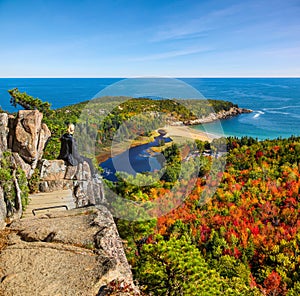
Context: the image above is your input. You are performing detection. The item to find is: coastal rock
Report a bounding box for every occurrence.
[10,110,51,164]
[92,181,105,205]
[0,113,9,158]
[39,180,73,192]
[40,160,92,182]
[37,123,51,159]
[73,180,94,207]
[184,107,252,125]
[0,206,138,295]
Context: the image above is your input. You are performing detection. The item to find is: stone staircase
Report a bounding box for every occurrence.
[22,189,76,218]
[21,159,105,219]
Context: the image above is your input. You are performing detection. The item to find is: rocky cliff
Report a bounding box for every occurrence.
[0,110,51,222]
[0,110,105,224]
[0,110,139,295]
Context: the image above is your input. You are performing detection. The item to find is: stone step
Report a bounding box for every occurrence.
[22,189,76,218]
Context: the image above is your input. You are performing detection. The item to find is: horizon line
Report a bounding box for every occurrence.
[0,76,300,79]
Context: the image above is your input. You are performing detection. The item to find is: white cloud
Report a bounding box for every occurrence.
[151,5,242,42]
[130,47,212,62]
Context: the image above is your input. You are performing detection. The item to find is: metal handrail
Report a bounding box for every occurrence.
[32,205,68,216]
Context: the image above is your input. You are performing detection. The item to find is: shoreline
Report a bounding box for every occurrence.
[96,107,250,164]
[184,107,252,125]
[160,125,218,143]
[154,107,251,144]
[96,133,160,164]
[96,125,219,164]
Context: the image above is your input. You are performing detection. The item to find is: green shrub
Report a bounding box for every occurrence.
[0,151,29,213]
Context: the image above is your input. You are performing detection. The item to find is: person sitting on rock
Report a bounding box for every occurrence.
[58,123,98,177]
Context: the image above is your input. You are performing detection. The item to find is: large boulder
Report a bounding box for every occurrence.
[39,160,92,182]
[39,159,66,181]
[10,110,51,164]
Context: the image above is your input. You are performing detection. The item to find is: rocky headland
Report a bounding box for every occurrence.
[184,106,252,125]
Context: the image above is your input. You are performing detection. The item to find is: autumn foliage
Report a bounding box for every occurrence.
[121,136,300,295]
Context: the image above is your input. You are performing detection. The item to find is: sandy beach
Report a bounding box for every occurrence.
[161,125,219,143]
[96,125,219,163]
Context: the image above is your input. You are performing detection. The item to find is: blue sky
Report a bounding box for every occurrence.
[0,0,299,77]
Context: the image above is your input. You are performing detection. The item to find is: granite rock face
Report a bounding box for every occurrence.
[38,159,105,207]
[0,110,105,227]
[11,152,32,179]
[0,111,52,226]
[39,159,66,181]
[0,207,139,296]
[10,110,51,165]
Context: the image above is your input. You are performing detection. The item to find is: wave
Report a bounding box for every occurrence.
[258,83,290,89]
[286,114,300,120]
[253,111,265,118]
[266,110,290,115]
[263,105,300,111]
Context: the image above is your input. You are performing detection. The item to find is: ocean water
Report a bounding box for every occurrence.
[181,78,300,140]
[1,78,300,140]
[0,78,121,111]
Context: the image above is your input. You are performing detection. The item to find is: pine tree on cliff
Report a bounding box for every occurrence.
[9,88,53,116]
